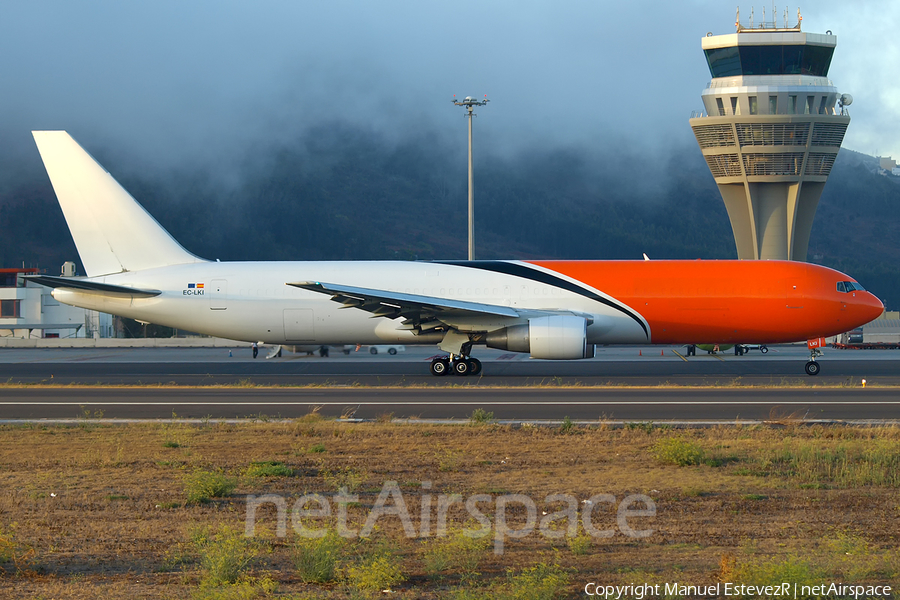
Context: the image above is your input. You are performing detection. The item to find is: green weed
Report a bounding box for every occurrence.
[184,469,237,504]
[566,532,592,556]
[191,525,261,587]
[421,530,491,580]
[345,554,406,596]
[245,461,293,478]
[469,408,494,424]
[307,442,327,453]
[320,465,365,493]
[651,436,705,466]
[293,529,347,583]
[500,559,570,600]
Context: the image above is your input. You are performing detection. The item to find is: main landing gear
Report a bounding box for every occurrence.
[430,355,482,377]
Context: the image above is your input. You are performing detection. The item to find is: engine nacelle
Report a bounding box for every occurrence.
[485,315,594,359]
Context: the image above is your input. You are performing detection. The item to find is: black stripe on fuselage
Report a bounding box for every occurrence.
[435,261,649,339]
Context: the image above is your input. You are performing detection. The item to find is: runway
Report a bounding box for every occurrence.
[2,386,900,421]
[1,345,898,421]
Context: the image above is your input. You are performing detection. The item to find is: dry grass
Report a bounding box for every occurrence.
[0,421,899,598]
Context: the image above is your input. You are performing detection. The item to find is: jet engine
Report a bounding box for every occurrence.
[485,315,594,359]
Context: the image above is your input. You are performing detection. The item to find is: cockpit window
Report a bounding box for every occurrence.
[837,281,866,293]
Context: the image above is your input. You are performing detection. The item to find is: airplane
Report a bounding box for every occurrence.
[26,131,883,377]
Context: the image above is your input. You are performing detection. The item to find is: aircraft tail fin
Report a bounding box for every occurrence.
[32,131,204,277]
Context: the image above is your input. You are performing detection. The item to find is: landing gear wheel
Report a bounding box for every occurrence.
[431,358,450,376]
[805,361,820,376]
[388,347,397,355]
[468,358,482,376]
[370,347,378,355]
[453,359,470,376]
[761,346,769,354]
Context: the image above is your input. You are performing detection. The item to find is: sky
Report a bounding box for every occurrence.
[1,1,897,182]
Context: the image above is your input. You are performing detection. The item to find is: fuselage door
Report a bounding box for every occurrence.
[284,308,315,342]
[210,279,227,310]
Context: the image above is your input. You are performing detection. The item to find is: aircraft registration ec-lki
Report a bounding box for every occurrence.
[27,131,883,377]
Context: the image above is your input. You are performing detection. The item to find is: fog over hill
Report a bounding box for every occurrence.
[2,125,899,308]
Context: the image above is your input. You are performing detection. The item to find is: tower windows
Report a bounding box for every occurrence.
[789,95,797,114]
[731,97,739,115]
[749,96,758,115]
[805,96,815,114]
[769,96,778,114]
[716,97,725,116]
[704,45,834,78]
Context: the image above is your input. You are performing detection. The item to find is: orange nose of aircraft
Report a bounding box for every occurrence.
[853,290,885,326]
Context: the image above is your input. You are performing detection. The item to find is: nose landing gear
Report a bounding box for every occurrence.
[805,347,823,376]
[804,338,827,376]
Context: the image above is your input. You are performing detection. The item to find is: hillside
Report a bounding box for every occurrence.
[2,125,898,307]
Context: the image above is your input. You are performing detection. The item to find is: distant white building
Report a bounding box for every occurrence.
[877,157,900,177]
[0,266,113,339]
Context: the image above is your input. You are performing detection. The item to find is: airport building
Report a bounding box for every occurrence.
[0,264,113,339]
[690,10,850,261]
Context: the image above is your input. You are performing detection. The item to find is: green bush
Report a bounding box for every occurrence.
[478,559,570,600]
[184,469,237,504]
[448,559,569,600]
[346,554,406,595]
[766,439,900,487]
[293,530,347,583]
[191,579,274,600]
[469,408,494,424]
[0,523,31,569]
[567,532,592,556]
[421,531,491,579]
[320,466,364,493]
[245,461,293,478]
[651,436,705,466]
[730,554,827,596]
[192,525,260,587]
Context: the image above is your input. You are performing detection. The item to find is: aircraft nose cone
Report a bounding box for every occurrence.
[857,292,884,324]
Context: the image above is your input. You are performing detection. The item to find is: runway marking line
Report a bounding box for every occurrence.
[671,350,688,362]
[4,401,900,406]
[4,382,900,390]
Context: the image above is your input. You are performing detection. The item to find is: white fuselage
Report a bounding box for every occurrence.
[51,261,648,346]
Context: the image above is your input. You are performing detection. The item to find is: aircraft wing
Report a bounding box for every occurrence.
[25,275,161,298]
[288,281,521,332]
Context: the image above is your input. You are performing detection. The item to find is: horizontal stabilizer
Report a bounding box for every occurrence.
[25,275,161,298]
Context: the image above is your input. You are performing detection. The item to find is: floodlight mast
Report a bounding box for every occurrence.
[452,95,489,260]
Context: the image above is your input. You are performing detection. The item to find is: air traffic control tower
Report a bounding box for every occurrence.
[690,10,851,261]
